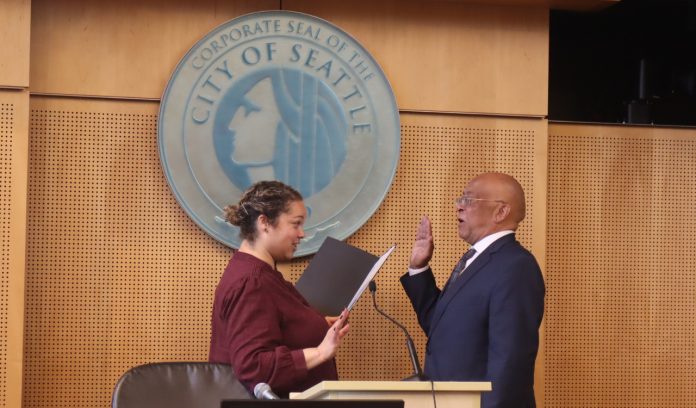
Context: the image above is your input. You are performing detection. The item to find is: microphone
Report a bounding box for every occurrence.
[253,382,280,400]
[369,280,426,381]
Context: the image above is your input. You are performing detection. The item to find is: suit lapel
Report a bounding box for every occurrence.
[428,234,516,338]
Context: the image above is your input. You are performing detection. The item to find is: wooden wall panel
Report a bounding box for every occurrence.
[25,97,546,406]
[0,0,30,87]
[24,1,552,406]
[29,0,549,115]
[25,96,232,407]
[1,5,30,407]
[286,113,548,387]
[484,0,617,9]
[546,123,696,407]
[285,0,549,116]
[0,89,29,408]
[29,0,279,99]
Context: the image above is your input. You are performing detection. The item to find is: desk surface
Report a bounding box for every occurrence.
[290,380,492,400]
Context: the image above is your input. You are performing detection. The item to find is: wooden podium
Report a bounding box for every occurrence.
[290,381,492,408]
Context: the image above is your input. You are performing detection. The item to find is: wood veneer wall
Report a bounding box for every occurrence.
[14,0,550,406]
[0,0,31,407]
[546,123,696,407]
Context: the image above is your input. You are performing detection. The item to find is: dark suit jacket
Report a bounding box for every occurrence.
[401,234,545,408]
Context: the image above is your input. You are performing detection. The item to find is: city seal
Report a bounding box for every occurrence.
[158,11,400,256]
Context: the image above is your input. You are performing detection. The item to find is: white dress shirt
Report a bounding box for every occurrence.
[408,230,515,276]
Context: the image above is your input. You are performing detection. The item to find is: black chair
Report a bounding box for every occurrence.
[111,362,251,408]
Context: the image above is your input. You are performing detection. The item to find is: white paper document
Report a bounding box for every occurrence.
[346,244,397,311]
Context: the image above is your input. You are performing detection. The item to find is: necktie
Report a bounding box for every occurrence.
[448,248,477,285]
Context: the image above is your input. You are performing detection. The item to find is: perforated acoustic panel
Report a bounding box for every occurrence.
[25,97,233,408]
[288,113,546,381]
[547,123,696,407]
[25,98,545,407]
[0,102,13,408]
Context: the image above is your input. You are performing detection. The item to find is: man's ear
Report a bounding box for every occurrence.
[494,203,511,223]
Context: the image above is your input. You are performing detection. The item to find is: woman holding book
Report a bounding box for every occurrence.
[208,180,350,397]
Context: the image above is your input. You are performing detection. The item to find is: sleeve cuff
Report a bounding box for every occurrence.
[408,265,430,276]
[290,348,309,377]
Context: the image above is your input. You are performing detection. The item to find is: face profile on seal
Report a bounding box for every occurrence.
[227,76,281,182]
[213,67,348,199]
[160,11,400,255]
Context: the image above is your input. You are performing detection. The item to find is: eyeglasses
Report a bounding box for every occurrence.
[454,196,506,208]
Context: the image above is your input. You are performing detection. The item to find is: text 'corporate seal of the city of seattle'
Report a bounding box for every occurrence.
[158,11,400,256]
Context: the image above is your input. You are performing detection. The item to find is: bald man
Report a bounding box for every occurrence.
[401,173,545,408]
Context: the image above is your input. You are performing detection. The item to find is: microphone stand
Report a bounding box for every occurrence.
[369,281,427,381]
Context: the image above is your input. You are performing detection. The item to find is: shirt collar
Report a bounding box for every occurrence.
[471,230,515,255]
